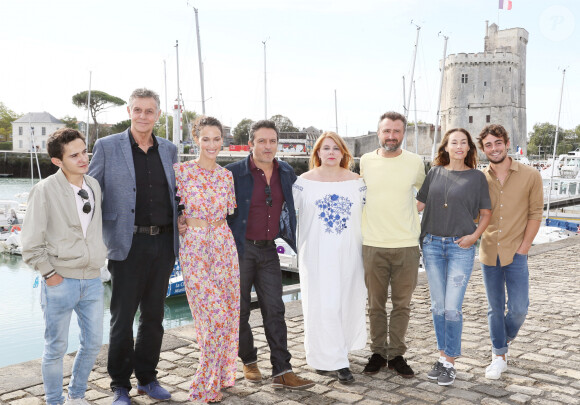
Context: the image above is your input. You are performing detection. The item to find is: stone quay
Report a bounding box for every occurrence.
[1,236,579,404]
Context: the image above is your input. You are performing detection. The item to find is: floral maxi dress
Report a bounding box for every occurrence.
[174,161,240,403]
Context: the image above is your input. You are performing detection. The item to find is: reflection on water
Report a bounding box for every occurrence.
[0,178,300,368]
[0,253,299,368]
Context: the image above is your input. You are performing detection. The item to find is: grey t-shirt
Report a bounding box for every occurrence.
[417,165,491,242]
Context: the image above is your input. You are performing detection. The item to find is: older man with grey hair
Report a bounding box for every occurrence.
[89,88,179,405]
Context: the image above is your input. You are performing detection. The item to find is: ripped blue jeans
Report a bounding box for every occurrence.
[422,233,476,358]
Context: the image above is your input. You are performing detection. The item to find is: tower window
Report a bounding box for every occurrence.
[484,81,487,86]
[486,115,491,123]
[469,116,473,124]
[461,74,468,84]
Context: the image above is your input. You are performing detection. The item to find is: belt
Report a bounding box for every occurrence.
[246,238,276,247]
[134,225,173,235]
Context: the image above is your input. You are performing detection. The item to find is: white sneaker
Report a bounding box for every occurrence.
[64,397,90,405]
[485,356,507,379]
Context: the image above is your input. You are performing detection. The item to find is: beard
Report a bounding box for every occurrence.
[487,151,508,164]
[380,139,402,152]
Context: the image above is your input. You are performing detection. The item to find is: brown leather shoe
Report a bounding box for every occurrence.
[272,372,315,390]
[243,363,262,383]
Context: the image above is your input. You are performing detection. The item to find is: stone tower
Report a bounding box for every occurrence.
[440,22,528,154]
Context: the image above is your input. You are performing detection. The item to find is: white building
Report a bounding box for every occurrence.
[440,23,528,154]
[12,112,64,153]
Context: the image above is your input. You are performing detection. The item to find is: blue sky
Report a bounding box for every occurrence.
[1,0,578,138]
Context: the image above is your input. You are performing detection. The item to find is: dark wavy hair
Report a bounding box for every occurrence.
[477,124,510,150]
[434,128,477,169]
[192,116,223,140]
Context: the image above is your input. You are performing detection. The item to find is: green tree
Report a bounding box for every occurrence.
[527,122,577,157]
[111,119,131,134]
[233,118,253,145]
[270,114,299,132]
[0,102,21,142]
[72,90,125,140]
[60,115,78,129]
[153,110,198,141]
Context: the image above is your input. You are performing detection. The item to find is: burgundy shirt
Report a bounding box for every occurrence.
[245,156,284,241]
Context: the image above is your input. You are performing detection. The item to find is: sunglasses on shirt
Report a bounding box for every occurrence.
[77,189,92,214]
[265,185,272,207]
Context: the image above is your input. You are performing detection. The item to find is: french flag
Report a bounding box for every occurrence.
[499,0,512,10]
[517,146,523,155]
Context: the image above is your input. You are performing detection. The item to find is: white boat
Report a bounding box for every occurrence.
[540,149,580,180]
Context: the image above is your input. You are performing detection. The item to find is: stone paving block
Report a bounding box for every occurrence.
[23,385,44,397]
[519,352,547,363]
[324,390,364,404]
[554,367,580,380]
[159,374,188,385]
[157,360,177,370]
[174,347,195,355]
[416,381,446,393]
[357,399,384,405]
[530,372,569,384]
[168,390,190,402]
[224,384,260,397]
[505,384,543,396]
[470,384,510,398]
[441,398,478,405]
[246,391,284,404]
[365,388,406,403]
[396,386,445,402]
[546,392,580,404]
[509,393,532,404]
[504,373,537,386]
[539,382,579,396]
[480,399,510,405]
[445,387,483,402]
[277,400,304,405]
[91,377,111,390]
[539,348,569,358]
[1,391,28,402]
[84,389,108,401]
[553,329,580,338]
[160,351,184,362]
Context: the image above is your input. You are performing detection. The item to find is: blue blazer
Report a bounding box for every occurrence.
[89,129,179,261]
[226,155,297,259]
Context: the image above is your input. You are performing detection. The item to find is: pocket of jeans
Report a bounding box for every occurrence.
[422,235,432,246]
[457,244,475,250]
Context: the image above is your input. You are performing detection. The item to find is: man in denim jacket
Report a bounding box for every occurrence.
[226,120,313,390]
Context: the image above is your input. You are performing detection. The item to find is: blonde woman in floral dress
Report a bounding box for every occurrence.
[174,116,239,403]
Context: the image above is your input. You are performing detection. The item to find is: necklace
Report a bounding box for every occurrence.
[443,169,455,208]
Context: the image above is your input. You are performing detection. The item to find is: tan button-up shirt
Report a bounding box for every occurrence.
[479,159,543,266]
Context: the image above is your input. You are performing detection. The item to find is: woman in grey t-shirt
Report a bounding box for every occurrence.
[416,128,491,386]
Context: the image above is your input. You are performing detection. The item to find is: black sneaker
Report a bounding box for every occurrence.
[438,364,456,386]
[427,359,444,380]
[387,356,414,378]
[337,368,354,384]
[363,353,387,375]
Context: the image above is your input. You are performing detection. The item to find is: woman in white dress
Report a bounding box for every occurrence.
[292,131,367,384]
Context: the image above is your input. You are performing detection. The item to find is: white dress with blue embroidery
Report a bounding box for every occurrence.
[292,177,367,370]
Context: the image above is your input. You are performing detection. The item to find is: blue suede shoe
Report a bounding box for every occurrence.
[137,380,171,401]
[112,388,131,405]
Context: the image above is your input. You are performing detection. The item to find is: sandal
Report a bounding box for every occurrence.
[208,392,223,403]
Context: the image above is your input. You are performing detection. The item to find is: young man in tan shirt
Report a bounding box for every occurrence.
[477,124,543,380]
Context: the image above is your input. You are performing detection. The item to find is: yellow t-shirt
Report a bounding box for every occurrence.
[360,149,426,248]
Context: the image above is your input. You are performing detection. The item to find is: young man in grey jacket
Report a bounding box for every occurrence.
[21,128,107,405]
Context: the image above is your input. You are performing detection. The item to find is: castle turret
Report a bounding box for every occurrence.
[440,24,528,154]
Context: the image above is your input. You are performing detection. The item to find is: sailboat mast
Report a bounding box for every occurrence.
[263,40,268,119]
[194,8,206,115]
[545,68,566,221]
[431,34,449,161]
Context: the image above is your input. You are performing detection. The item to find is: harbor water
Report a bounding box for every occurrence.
[0,178,300,368]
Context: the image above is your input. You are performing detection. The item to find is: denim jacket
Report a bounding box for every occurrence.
[226,155,297,259]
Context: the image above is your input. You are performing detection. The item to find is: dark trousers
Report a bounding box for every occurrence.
[238,240,292,376]
[107,232,175,390]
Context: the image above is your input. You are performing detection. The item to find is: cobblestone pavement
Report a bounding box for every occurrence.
[1,236,579,405]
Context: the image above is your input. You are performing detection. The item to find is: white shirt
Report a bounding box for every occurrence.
[69,180,95,238]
